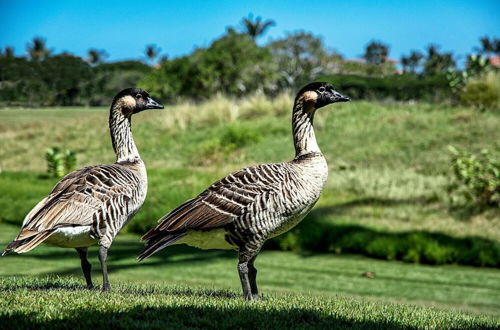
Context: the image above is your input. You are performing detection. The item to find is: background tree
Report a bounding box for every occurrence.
[140,30,274,100]
[27,37,51,61]
[1,46,15,58]
[241,14,275,40]
[268,31,328,90]
[401,50,424,73]
[145,44,161,66]
[474,36,500,56]
[87,48,108,66]
[363,41,389,65]
[424,44,456,75]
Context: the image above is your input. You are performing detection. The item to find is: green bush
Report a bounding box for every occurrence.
[46,147,77,178]
[459,71,500,110]
[448,146,500,208]
[318,73,452,101]
[139,30,275,102]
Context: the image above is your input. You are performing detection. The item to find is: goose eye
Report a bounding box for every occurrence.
[136,94,142,99]
[318,87,325,93]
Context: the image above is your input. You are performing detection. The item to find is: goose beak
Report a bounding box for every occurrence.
[146,97,164,110]
[330,90,350,103]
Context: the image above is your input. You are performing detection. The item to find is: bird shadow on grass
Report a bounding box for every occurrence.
[14,243,236,279]
[267,198,500,268]
[0,304,424,330]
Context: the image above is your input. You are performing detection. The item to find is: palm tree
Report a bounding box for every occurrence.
[1,46,15,58]
[241,14,275,40]
[423,44,455,75]
[87,48,108,65]
[27,37,51,61]
[401,50,424,73]
[408,51,424,73]
[145,44,160,65]
[363,41,389,65]
[400,55,411,72]
[474,36,500,56]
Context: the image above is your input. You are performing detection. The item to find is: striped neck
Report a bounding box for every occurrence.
[292,98,320,158]
[109,105,140,163]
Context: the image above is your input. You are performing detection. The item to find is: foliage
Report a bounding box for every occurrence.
[448,146,500,208]
[240,13,275,39]
[459,70,500,110]
[474,35,500,55]
[267,31,342,90]
[87,48,108,66]
[363,40,390,65]
[0,46,15,58]
[140,30,275,101]
[423,44,456,75]
[26,36,51,61]
[460,81,498,110]
[400,50,424,73]
[319,73,452,101]
[447,54,492,96]
[46,147,77,178]
[144,44,161,65]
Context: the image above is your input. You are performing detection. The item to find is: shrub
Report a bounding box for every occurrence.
[448,146,500,208]
[46,147,77,178]
[459,71,500,110]
[318,73,452,102]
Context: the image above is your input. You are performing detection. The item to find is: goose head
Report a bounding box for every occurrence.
[112,88,164,115]
[295,82,350,112]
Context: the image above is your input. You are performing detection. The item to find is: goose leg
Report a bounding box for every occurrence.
[98,245,111,291]
[76,247,93,289]
[238,251,259,301]
[248,256,259,300]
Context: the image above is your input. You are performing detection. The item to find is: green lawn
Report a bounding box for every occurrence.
[1,222,499,328]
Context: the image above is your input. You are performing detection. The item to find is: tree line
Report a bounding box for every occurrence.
[0,14,498,106]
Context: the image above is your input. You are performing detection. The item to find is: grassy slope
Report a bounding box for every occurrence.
[1,223,499,328]
[0,101,498,240]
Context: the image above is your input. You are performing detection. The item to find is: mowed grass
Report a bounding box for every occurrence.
[1,223,500,328]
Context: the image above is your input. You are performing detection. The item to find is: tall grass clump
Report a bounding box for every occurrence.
[159,92,293,133]
[332,167,446,202]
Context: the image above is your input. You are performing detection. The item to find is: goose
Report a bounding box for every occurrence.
[2,88,164,291]
[138,82,349,300]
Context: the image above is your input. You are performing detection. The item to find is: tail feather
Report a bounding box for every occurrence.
[137,232,186,261]
[2,231,54,256]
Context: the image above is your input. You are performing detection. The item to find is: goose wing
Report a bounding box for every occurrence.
[3,164,138,254]
[138,163,287,260]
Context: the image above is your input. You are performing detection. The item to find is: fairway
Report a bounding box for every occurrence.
[1,222,500,328]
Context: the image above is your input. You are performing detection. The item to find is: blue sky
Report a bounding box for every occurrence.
[1,0,499,63]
